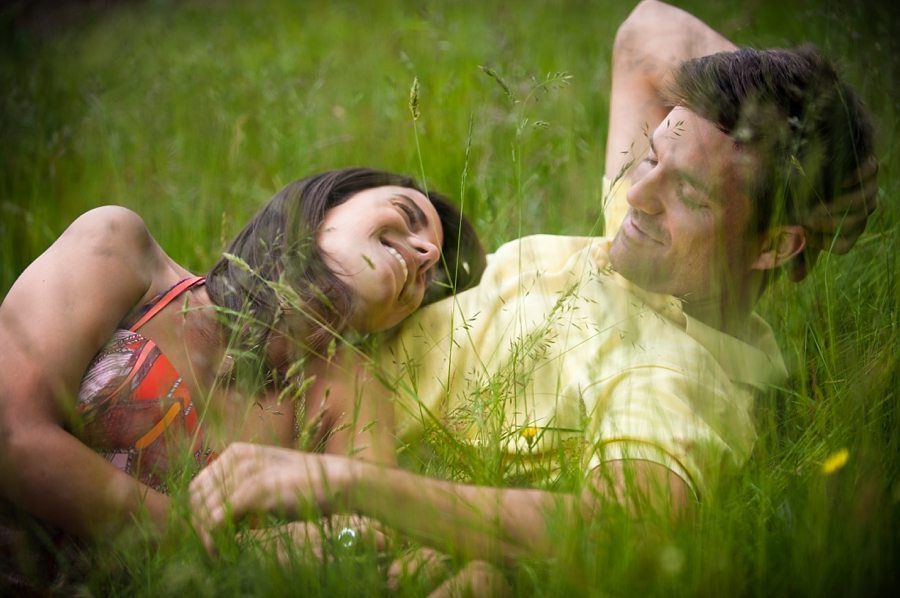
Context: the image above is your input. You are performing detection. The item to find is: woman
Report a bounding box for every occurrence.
[0,167,486,587]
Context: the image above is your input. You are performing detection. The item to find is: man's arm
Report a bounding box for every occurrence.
[605,1,879,278]
[605,0,736,181]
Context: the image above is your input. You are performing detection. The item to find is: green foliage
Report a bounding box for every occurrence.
[1,0,897,595]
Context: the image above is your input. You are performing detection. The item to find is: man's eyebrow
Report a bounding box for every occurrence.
[653,128,717,202]
[394,193,428,228]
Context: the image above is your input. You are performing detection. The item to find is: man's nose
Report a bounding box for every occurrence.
[626,171,664,215]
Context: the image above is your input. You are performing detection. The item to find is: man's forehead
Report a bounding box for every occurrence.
[654,107,756,194]
[654,107,725,151]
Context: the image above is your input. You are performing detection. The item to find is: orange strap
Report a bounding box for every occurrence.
[130,276,206,332]
[134,403,183,449]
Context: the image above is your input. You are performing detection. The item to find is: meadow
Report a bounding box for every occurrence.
[1,0,897,595]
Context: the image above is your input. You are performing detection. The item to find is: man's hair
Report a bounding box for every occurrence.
[206,167,486,353]
[664,46,874,235]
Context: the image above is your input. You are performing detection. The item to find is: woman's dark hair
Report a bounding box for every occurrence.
[206,167,486,353]
[663,46,874,235]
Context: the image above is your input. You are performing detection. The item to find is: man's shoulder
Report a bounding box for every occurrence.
[490,234,613,266]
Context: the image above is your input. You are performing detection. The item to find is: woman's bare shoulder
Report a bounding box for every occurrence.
[58,205,186,289]
[64,206,155,258]
[0,206,180,392]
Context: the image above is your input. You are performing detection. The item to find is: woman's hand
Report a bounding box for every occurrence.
[189,442,354,552]
[238,516,387,564]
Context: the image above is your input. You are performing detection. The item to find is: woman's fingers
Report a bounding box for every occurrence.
[387,546,451,592]
[189,443,278,551]
[387,547,453,592]
[239,522,328,564]
[237,517,389,566]
[188,443,349,553]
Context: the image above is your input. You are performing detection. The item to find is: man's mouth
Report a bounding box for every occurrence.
[624,212,664,245]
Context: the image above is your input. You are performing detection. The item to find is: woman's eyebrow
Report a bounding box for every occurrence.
[394,194,428,228]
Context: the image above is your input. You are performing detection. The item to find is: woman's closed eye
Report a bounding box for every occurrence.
[396,202,416,228]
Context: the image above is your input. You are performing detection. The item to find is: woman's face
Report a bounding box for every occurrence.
[317,185,443,332]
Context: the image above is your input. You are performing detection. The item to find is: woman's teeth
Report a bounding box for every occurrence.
[385,245,408,282]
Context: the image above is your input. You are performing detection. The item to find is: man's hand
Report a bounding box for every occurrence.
[788,155,879,281]
[387,547,511,597]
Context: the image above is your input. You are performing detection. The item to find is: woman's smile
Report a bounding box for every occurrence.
[383,243,409,291]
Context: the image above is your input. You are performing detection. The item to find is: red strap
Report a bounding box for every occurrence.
[130,276,206,332]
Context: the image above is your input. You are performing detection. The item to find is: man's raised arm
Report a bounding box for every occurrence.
[604,0,735,181]
[605,1,879,279]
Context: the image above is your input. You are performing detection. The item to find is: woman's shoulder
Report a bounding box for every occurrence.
[0,206,175,410]
[17,205,193,322]
[61,205,178,284]
[64,205,153,250]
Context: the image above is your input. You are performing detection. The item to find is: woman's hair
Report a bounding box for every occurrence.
[206,167,486,353]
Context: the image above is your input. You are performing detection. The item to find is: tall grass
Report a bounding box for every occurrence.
[1,0,897,595]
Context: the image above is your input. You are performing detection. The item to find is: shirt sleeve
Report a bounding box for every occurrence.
[583,360,756,498]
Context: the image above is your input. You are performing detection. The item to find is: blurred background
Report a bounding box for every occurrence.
[2,0,895,289]
[1,1,897,595]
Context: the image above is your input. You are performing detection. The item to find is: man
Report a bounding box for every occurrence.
[189,0,877,578]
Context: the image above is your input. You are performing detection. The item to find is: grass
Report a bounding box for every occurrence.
[1,0,897,595]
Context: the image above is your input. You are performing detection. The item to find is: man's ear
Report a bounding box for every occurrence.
[751,225,806,271]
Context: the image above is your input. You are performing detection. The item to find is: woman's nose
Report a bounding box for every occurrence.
[409,235,441,273]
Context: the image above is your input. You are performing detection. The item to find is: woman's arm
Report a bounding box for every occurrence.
[0,206,172,538]
[313,347,397,465]
[189,444,689,564]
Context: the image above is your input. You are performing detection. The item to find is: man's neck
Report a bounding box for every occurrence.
[680,292,757,342]
[680,268,770,341]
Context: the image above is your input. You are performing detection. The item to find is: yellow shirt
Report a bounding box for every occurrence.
[374,179,787,495]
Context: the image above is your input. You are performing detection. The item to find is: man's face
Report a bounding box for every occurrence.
[609,107,762,306]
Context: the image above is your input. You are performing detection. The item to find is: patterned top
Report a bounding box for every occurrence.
[76,276,214,492]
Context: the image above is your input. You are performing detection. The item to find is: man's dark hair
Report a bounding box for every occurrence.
[664,46,874,236]
[206,167,486,354]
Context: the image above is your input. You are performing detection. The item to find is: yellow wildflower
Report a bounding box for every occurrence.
[821,448,850,475]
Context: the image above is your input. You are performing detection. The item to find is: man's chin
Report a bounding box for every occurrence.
[609,239,665,292]
[610,235,645,275]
